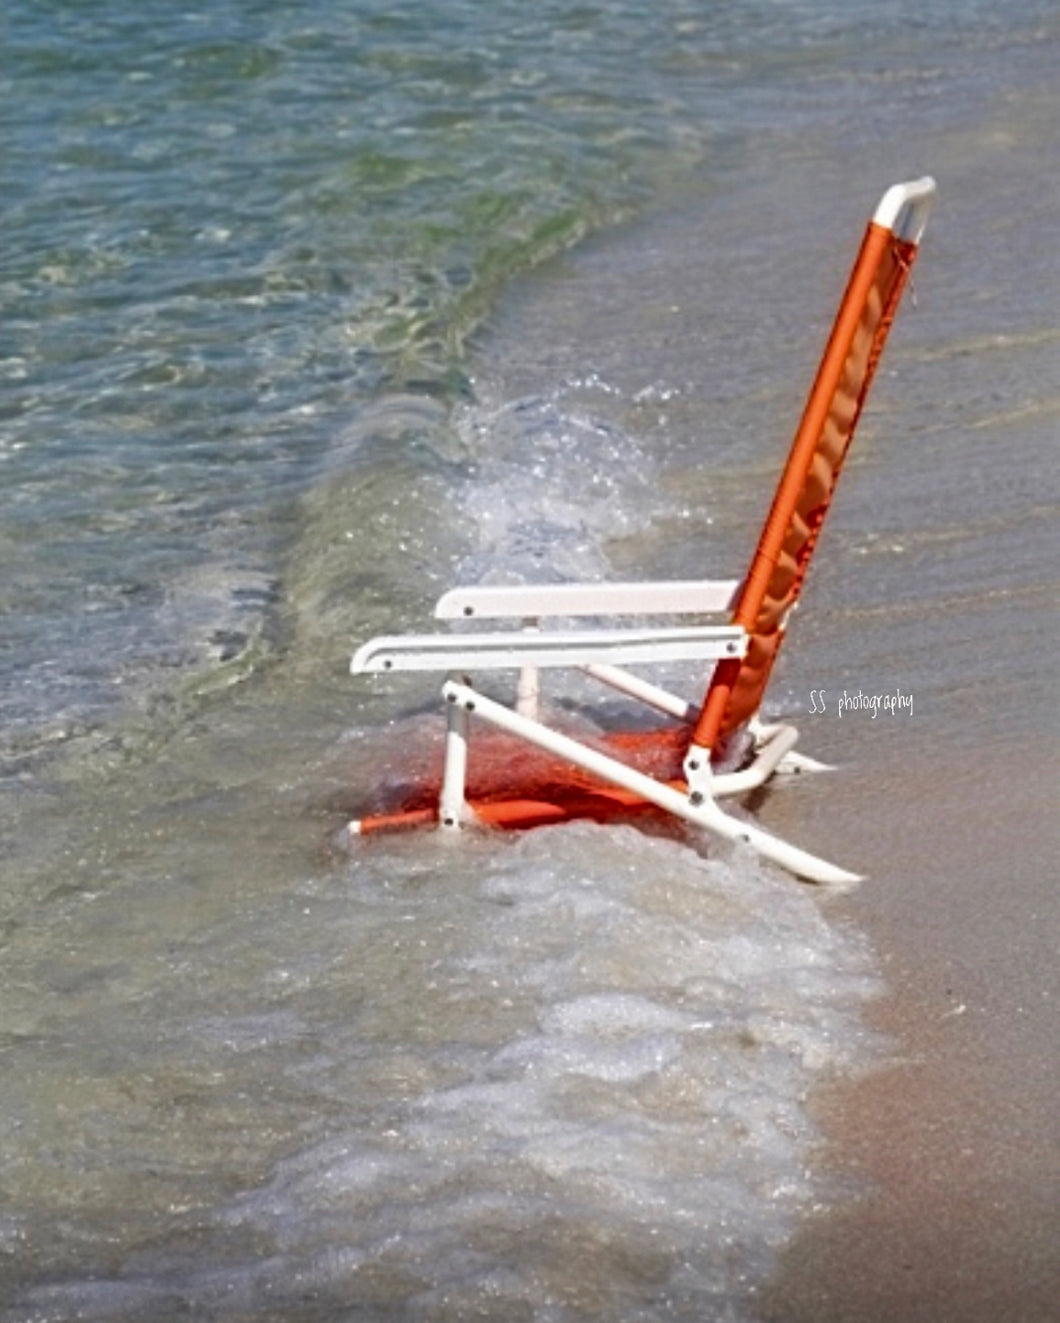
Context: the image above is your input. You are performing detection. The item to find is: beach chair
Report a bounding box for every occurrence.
[348,177,937,886]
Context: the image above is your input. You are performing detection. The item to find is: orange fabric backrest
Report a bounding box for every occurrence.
[691,219,922,757]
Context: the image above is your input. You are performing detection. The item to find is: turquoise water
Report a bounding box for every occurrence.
[5,0,1052,744]
[2,2,1058,1319]
[4,0,741,742]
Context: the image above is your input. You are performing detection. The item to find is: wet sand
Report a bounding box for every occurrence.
[759,742,1060,1322]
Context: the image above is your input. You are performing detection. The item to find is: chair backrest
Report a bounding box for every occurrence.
[691,178,936,759]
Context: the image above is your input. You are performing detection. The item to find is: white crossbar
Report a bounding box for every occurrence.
[581,662,697,721]
[351,625,746,675]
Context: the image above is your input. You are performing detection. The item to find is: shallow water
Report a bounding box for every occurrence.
[3,1,1058,1319]
[5,828,882,1320]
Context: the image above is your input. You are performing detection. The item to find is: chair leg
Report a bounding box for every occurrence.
[749,718,836,775]
[688,790,862,888]
[441,681,861,887]
[515,663,540,719]
[439,685,470,830]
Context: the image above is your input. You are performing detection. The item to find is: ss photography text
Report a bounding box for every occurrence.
[808,687,914,719]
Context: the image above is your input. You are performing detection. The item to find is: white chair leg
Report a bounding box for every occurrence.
[441,681,861,887]
[515,663,540,719]
[749,719,836,774]
[439,687,470,830]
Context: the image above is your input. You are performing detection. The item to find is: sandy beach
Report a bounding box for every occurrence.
[760,744,1059,1322]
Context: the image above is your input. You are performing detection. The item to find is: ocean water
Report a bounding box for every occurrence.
[2,1,1058,1319]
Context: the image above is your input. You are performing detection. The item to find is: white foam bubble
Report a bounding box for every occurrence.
[12,822,879,1322]
[153,825,879,1321]
[452,388,668,587]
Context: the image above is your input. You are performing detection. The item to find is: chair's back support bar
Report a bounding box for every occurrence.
[691,179,935,756]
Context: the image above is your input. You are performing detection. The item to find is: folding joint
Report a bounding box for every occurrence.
[682,743,714,799]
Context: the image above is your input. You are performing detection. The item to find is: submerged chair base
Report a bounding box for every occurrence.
[349,640,861,888]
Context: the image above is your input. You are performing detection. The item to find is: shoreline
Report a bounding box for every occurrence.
[469,151,1059,1319]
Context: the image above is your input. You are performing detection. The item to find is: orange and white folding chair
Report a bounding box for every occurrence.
[348,178,937,886]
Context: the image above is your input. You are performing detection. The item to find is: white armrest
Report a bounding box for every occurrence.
[434,579,741,621]
[351,624,746,674]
